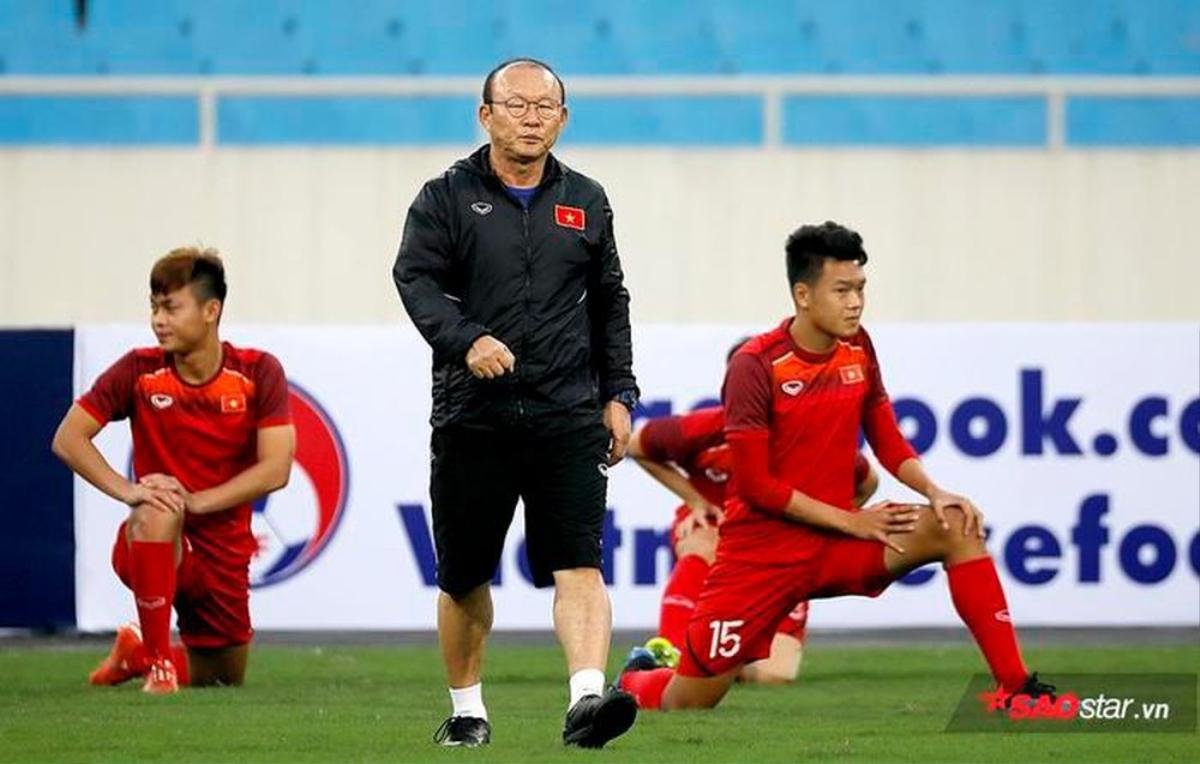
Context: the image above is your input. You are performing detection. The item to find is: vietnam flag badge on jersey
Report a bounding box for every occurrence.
[221,393,247,413]
[839,365,865,385]
[554,204,586,231]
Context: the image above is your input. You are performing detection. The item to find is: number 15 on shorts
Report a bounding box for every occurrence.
[708,619,745,659]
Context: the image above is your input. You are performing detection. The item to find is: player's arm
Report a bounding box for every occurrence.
[891,457,984,538]
[143,425,295,515]
[629,426,721,519]
[727,432,917,552]
[51,404,183,515]
[631,413,725,520]
[859,335,984,537]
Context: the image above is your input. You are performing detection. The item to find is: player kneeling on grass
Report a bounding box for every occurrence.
[627,399,878,684]
[52,248,295,694]
[620,221,1054,711]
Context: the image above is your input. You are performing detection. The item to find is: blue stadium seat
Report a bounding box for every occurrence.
[84,0,197,74]
[1,0,1196,76]
[2,1,1197,147]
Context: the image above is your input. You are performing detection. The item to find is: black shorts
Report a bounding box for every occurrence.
[429,421,610,595]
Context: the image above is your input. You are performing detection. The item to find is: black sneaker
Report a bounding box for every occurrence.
[1005,672,1057,709]
[562,687,637,749]
[433,716,491,747]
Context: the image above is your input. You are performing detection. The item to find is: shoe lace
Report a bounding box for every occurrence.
[1025,672,1057,698]
[433,716,472,744]
[1004,672,1057,708]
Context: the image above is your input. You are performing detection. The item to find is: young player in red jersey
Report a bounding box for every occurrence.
[620,221,1052,710]
[629,399,878,684]
[52,248,295,694]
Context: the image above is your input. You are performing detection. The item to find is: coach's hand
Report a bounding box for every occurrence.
[123,482,185,516]
[604,400,631,466]
[466,335,515,379]
[844,501,920,554]
[139,473,193,514]
[927,487,986,539]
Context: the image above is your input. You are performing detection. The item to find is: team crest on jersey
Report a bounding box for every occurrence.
[149,393,174,410]
[780,379,804,396]
[250,383,349,589]
[470,201,493,216]
[839,365,865,385]
[221,393,247,413]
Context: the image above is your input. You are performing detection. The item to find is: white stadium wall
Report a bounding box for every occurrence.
[1,148,1198,325]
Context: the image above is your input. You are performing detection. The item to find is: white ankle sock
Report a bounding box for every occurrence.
[449,683,488,721]
[568,668,605,710]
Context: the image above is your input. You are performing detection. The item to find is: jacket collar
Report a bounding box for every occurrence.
[456,143,565,189]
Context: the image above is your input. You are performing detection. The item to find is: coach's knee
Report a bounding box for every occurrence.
[127,504,182,542]
[552,567,605,595]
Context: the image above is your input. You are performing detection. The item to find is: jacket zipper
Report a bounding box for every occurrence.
[518,205,531,419]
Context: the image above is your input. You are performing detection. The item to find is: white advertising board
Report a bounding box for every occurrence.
[74,323,1200,631]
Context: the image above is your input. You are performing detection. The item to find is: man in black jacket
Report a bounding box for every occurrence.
[393,58,639,750]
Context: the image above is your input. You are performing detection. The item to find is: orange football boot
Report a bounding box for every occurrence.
[88,622,147,686]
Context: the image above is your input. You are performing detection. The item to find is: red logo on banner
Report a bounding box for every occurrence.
[555,205,586,231]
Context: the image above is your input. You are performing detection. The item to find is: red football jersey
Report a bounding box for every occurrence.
[639,406,731,507]
[78,342,291,572]
[721,318,915,563]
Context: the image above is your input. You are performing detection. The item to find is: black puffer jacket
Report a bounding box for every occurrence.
[394,144,638,431]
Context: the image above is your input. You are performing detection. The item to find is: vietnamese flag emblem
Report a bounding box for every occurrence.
[554,204,586,231]
[221,393,247,413]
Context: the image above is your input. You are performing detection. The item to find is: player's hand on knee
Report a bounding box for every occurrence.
[959,503,986,539]
[848,502,920,553]
[678,500,723,539]
[676,524,718,562]
[140,473,194,514]
[466,335,515,379]
[927,487,982,536]
[124,483,185,516]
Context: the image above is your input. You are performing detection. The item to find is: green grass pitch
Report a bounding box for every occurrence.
[1,642,1195,762]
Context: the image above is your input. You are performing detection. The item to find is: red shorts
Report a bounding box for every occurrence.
[773,600,809,640]
[111,522,253,649]
[677,535,892,678]
[670,508,809,642]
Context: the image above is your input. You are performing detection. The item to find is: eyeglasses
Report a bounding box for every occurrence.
[487,97,563,120]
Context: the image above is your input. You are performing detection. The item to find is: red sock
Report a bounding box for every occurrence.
[170,643,190,686]
[659,554,710,647]
[947,556,1029,691]
[619,667,673,710]
[129,642,150,674]
[130,541,176,662]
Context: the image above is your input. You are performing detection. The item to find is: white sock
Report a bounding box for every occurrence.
[449,683,488,721]
[568,668,606,710]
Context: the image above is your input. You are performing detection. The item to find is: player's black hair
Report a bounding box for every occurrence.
[482,57,566,104]
[151,247,228,306]
[785,221,869,287]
